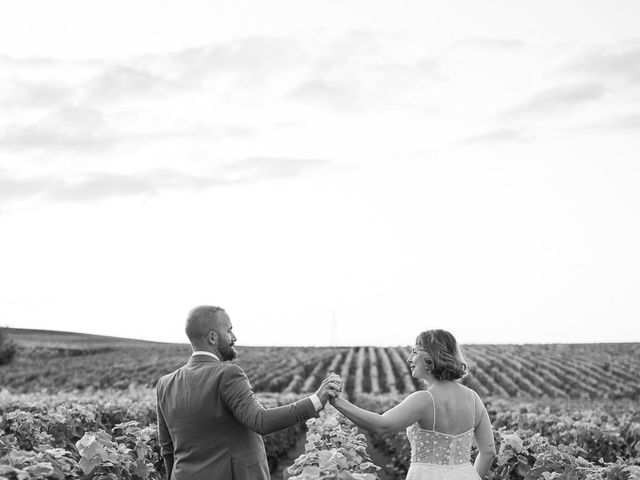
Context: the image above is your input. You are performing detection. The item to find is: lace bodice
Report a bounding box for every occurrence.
[407,424,474,465]
[406,389,475,465]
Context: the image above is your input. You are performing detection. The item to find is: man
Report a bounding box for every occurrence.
[156,305,342,480]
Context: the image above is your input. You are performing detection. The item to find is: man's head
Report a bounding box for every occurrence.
[185,305,238,361]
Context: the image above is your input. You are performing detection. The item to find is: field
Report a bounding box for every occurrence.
[3,328,639,400]
[1,328,639,480]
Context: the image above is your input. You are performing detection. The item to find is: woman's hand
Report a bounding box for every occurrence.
[329,391,343,406]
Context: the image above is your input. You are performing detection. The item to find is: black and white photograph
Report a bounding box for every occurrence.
[1,1,639,479]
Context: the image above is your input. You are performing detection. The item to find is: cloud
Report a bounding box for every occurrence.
[0,36,304,112]
[0,31,445,161]
[452,38,526,50]
[216,157,330,182]
[502,82,606,118]
[0,103,260,155]
[0,80,74,109]
[0,157,330,204]
[0,54,68,68]
[575,112,640,132]
[48,173,157,201]
[603,113,640,130]
[286,31,442,112]
[288,78,362,111]
[0,55,106,108]
[0,105,117,153]
[0,173,49,201]
[461,128,531,145]
[0,34,356,154]
[0,30,444,140]
[156,35,305,87]
[85,64,184,102]
[563,40,640,85]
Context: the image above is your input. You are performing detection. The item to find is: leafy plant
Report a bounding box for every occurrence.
[0,328,16,366]
[284,406,381,480]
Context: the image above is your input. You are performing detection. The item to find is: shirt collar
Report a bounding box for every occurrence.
[191,351,220,361]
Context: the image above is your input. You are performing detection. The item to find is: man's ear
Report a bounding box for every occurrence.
[208,331,217,345]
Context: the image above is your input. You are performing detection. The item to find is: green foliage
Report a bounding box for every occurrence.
[0,328,16,366]
[0,391,308,480]
[284,406,380,480]
[493,428,640,480]
[356,393,640,480]
[490,400,640,463]
[2,390,640,480]
[75,423,161,480]
[0,447,78,480]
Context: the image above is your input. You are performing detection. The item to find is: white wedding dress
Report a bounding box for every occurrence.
[405,390,481,480]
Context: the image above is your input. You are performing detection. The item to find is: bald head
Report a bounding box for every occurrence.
[185,305,225,347]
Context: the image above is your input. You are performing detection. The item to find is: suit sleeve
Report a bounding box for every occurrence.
[221,364,318,435]
[156,380,174,477]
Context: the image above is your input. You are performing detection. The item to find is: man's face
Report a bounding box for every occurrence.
[215,311,238,361]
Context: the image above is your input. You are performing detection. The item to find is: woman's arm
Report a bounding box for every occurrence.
[473,396,496,478]
[330,392,426,435]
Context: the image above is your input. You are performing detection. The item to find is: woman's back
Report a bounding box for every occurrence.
[407,384,480,467]
[416,383,478,434]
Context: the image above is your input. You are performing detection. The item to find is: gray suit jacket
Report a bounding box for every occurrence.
[156,354,317,480]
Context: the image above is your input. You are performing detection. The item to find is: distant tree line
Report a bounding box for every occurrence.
[0,327,16,365]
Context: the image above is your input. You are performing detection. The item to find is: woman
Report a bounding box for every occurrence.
[330,329,496,479]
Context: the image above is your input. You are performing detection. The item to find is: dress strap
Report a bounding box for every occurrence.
[471,389,477,429]
[425,389,436,430]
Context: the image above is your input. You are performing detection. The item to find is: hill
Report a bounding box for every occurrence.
[1,328,638,399]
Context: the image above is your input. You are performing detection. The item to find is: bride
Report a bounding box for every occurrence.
[330,329,496,479]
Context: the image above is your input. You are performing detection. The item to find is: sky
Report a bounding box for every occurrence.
[1,0,640,346]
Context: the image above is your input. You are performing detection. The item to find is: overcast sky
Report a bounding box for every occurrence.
[1,0,639,346]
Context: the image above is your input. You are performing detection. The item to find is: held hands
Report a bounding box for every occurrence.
[315,372,343,406]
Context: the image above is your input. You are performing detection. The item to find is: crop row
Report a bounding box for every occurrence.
[2,341,639,399]
[282,344,639,400]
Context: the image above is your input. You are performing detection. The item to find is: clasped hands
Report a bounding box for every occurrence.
[314,372,344,406]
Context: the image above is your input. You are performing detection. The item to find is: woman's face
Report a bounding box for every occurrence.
[407,344,431,379]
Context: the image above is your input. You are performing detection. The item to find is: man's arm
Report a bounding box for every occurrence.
[156,382,174,478]
[221,365,336,435]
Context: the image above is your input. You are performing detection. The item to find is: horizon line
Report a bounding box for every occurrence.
[5,326,639,347]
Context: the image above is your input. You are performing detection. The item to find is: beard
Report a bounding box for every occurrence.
[219,342,238,361]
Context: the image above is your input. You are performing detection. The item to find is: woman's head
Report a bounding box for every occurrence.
[411,329,468,381]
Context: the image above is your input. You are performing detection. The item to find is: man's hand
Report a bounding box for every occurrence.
[315,372,343,405]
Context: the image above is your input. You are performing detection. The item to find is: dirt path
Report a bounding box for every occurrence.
[270,432,307,480]
[363,431,397,480]
[269,426,398,480]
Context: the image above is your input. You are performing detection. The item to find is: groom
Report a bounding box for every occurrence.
[156,305,342,480]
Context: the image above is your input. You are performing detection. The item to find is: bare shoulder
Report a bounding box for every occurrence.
[458,383,481,400]
[406,390,431,399]
[403,390,433,408]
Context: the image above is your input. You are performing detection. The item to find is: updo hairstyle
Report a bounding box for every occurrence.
[416,329,468,381]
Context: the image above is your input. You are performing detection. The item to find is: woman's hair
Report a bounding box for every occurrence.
[416,329,468,381]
